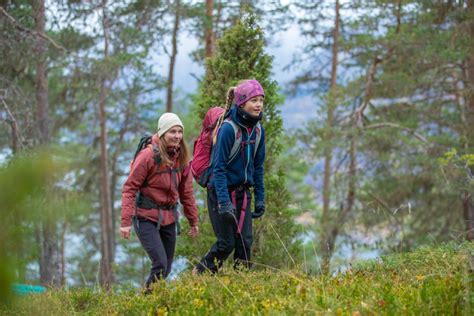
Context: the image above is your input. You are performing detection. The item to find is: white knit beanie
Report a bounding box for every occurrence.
[157,113,184,137]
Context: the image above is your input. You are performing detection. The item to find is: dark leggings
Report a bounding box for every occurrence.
[133,218,176,287]
[197,187,253,273]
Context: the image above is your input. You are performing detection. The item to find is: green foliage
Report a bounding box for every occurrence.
[195,13,275,117]
[0,153,51,305]
[2,242,471,314]
[0,149,93,303]
[0,152,61,302]
[439,149,474,169]
[438,149,474,195]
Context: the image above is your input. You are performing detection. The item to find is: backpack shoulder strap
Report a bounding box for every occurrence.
[224,120,262,162]
[224,119,242,163]
[132,135,152,165]
[151,142,162,165]
[253,122,262,157]
[142,141,162,188]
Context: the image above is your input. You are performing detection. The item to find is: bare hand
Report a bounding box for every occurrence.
[120,226,132,239]
[188,225,199,238]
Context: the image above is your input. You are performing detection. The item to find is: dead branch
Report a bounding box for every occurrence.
[365,191,392,213]
[0,90,25,152]
[354,56,382,126]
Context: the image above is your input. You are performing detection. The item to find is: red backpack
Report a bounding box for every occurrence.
[191,107,262,187]
[191,107,225,187]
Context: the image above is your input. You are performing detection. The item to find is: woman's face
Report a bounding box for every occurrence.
[163,126,183,147]
[242,95,264,116]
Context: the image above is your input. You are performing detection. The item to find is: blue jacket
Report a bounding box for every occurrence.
[210,106,265,205]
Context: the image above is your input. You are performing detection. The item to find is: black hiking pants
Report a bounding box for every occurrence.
[197,186,253,273]
[133,218,176,288]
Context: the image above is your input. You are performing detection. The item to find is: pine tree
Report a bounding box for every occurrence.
[291,0,472,266]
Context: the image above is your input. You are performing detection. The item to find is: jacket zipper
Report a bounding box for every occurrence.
[243,127,254,184]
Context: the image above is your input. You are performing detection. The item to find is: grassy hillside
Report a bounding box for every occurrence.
[2,242,473,315]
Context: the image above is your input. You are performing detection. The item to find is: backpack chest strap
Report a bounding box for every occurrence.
[225,120,261,164]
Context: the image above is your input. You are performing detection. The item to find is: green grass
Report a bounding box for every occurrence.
[2,242,473,315]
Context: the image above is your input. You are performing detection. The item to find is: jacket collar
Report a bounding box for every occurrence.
[229,106,262,128]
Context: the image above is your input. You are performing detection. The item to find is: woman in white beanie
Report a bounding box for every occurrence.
[120,112,199,294]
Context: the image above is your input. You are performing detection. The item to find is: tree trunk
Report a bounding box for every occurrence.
[39,220,61,286]
[464,0,474,241]
[34,0,61,287]
[320,0,340,275]
[327,136,357,257]
[463,192,474,241]
[35,0,49,146]
[205,0,214,58]
[110,87,134,249]
[98,0,115,286]
[166,0,180,112]
[60,221,68,286]
[215,0,223,37]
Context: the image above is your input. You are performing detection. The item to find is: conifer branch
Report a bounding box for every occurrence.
[0,7,67,53]
[365,122,428,143]
[353,0,402,125]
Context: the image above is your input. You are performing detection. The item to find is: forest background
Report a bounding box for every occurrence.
[0,0,473,295]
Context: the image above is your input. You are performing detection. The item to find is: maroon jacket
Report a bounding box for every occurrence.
[121,134,198,228]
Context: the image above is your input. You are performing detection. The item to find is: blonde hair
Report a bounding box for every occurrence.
[225,86,235,111]
[159,135,190,168]
[210,86,236,144]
